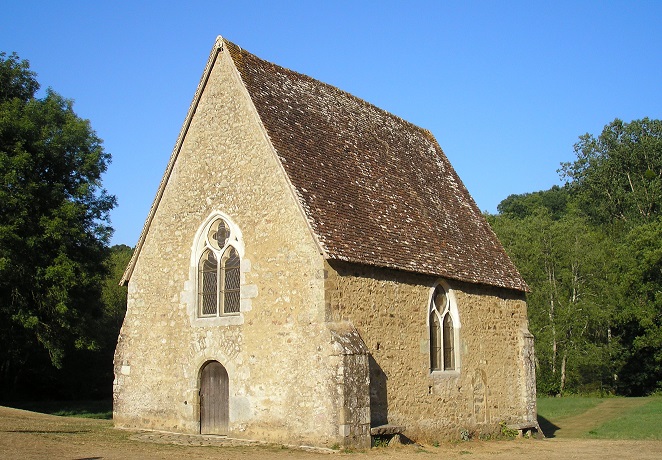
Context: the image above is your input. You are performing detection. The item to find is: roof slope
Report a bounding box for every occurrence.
[224,40,527,292]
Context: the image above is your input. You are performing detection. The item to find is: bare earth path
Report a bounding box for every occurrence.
[1,406,661,460]
[552,397,649,438]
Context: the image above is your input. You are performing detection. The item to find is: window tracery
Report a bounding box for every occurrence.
[429,284,458,372]
[196,216,242,317]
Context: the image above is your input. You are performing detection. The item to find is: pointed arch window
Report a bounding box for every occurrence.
[197,217,241,317]
[429,284,458,372]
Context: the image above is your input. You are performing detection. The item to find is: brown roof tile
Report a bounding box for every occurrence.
[225,40,527,292]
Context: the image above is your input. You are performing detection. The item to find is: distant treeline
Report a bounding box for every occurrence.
[488,118,662,396]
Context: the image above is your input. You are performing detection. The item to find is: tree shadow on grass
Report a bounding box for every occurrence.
[537,414,559,438]
[0,400,112,419]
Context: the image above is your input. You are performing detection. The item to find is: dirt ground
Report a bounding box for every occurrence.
[1,406,660,460]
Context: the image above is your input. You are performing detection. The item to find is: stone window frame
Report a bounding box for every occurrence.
[428,280,461,376]
[191,212,246,325]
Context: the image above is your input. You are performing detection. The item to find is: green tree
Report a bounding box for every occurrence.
[45,244,132,400]
[615,218,662,394]
[497,185,570,220]
[560,118,662,225]
[100,244,131,346]
[492,117,662,396]
[558,117,662,395]
[489,206,618,395]
[0,52,116,395]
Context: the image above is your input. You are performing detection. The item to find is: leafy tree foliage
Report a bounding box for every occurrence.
[98,244,133,348]
[1,244,131,400]
[491,118,662,396]
[59,244,131,399]
[497,185,570,220]
[615,218,662,395]
[0,52,116,396]
[560,118,662,225]
[489,208,617,394]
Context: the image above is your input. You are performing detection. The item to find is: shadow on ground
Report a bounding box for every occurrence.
[537,415,559,438]
[0,400,112,419]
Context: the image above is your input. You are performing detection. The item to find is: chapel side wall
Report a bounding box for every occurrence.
[114,48,340,446]
[325,260,532,442]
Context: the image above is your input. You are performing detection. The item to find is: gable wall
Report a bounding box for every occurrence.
[114,49,344,446]
[325,260,534,441]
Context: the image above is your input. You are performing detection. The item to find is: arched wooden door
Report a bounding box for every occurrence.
[200,361,229,435]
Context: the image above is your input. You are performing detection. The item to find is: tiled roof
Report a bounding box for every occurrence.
[225,40,528,292]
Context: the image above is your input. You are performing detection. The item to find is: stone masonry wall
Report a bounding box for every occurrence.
[328,324,371,448]
[324,260,533,442]
[114,48,349,447]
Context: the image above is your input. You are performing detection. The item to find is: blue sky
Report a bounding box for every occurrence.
[3,1,661,246]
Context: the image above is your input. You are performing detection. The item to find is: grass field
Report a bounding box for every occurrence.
[537,395,662,440]
[537,396,602,420]
[586,397,662,440]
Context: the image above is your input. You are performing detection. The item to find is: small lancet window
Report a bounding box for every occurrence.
[429,284,457,372]
[197,217,242,317]
[221,246,240,313]
[199,249,218,316]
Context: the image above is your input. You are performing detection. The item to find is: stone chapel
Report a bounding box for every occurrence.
[114,36,538,448]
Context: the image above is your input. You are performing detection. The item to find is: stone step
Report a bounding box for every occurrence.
[370,424,405,436]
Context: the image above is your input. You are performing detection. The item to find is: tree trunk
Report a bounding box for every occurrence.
[560,351,568,395]
[548,264,557,375]
[608,326,618,385]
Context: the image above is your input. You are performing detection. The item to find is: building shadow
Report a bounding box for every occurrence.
[537,414,559,438]
[368,355,388,427]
